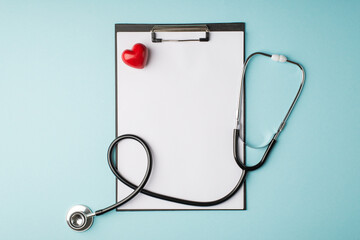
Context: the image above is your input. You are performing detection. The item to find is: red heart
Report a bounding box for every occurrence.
[121,43,148,69]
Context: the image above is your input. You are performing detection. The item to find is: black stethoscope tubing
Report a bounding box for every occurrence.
[95,133,249,216]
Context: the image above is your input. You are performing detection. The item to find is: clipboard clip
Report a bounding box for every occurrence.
[151,25,210,43]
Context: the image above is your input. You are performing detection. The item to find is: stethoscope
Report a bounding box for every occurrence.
[66,52,305,232]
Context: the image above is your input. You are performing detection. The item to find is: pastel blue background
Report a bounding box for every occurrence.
[1,0,359,239]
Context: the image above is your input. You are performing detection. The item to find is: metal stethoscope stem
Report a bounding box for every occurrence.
[67,52,305,232]
[236,52,305,146]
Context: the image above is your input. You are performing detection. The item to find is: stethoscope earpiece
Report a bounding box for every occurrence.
[66,205,94,232]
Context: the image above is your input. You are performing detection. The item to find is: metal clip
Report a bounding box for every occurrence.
[151,25,210,43]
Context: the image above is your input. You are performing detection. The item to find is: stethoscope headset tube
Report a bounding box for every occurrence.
[234,52,305,171]
[66,52,305,231]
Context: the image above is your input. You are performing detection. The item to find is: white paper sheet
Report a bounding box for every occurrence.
[116,30,245,210]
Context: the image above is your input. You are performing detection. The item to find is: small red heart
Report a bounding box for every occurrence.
[121,43,148,69]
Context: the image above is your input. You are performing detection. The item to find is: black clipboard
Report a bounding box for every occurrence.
[115,23,246,211]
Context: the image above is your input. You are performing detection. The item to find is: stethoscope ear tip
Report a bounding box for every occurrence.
[66,205,94,232]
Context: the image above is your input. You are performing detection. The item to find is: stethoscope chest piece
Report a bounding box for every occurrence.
[66,205,94,232]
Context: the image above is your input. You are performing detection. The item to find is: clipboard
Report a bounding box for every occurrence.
[115,23,246,210]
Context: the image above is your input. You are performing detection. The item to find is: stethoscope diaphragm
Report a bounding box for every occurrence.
[66,205,94,232]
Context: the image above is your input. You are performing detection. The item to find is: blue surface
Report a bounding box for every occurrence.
[1,0,359,239]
